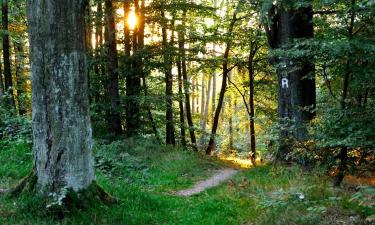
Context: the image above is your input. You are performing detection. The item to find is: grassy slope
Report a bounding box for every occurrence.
[0,138,372,225]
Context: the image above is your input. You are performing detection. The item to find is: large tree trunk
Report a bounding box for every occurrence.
[206,9,238,155]
[2,0,15,108]
[264,1,315,161]
[27,0,95,193]
[105,0,122,135]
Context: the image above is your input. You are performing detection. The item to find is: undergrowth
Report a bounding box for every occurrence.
[0,136,374,225]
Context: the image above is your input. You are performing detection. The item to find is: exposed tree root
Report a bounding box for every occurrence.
[6,172,118,204]
[9,171,37,197]
[89,181,119,205]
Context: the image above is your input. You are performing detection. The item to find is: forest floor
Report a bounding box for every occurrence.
[0,137,374,225]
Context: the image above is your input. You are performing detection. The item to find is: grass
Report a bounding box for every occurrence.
[0,137,373,225]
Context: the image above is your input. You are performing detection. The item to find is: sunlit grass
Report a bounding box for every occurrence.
[0,137,371,225]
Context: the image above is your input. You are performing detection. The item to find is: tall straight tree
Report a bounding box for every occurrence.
[125,0,142,136]
[14,43,28,115]
[27,0,95,193]
[161,8,175,145]
[105,0,122,135]
[177,54,187,146]
[179,19,197,150]
[206,8,238,155]
[0,55,3,100]
[2,0,15,108]
[264,0,315,161]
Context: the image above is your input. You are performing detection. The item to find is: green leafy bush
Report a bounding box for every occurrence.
[0,106,31,144]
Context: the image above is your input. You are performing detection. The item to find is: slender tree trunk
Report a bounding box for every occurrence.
[177,57,187,146]
[195,79,199,113]
[2,0,15,108]
[206,10,238,155]
[200,74,205,118]
[105,0,122,135]
[248,49,256,165]
[96,0,103,48]
[335,0,355,186]
[0,54,3,101]
[27,0,95,193]
[212,72,216,119]
[192,77,195,114]
[228,97,233,150]
[138,1,159,141]
[179,26,197,150]
[199,75,211,146]
[91,0,103,105]
[86,4,93,103]
[212,0,217,119]
[14,43,28,115]
[142,75,161,143]
[162,10,175,145]
[125,0,142,136]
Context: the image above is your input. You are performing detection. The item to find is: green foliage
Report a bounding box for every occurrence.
[1,136,370,224]
[349,186,375,219]
[94,139,151,184]
[0,106,31,143]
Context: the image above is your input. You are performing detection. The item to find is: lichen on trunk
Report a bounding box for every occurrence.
[27,0,95,195]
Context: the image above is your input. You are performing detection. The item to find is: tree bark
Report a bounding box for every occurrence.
[125,0,142,137]
[2,0,15,108]
[177,56,187,146]
[162,10,175,145]
[264,1,315,162]
[105,0,122,135]
[248,45,257,165]
[14,43,28,115]
[27,0,95,193]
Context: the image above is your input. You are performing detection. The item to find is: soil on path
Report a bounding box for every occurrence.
[176,168,238,196]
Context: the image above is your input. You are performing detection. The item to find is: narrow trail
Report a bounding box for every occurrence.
[176,168,238,196]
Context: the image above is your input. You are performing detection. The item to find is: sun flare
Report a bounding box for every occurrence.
[127,11,137,30]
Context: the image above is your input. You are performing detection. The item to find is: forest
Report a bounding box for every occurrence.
[0,0,374,224]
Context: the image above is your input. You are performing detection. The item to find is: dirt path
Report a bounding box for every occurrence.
[176,168,238,196]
